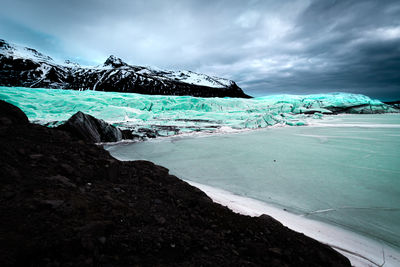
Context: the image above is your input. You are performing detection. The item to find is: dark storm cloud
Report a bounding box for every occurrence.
[0,0,399,99]
[270,0,400,99]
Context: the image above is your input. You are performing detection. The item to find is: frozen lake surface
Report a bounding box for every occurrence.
[106,114,400,260]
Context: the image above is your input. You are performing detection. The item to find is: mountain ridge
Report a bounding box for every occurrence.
[0,39,251,98]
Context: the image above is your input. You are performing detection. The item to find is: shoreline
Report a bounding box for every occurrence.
[186,180,400,267]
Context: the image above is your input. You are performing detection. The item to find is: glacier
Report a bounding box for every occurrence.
[0,86,397,137]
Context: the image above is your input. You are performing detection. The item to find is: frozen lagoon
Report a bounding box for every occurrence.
[106,114,400,266]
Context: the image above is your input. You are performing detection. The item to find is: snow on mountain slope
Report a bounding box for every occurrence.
[0,39,250,98]
[151,69,233,88]
[0,39,54,62]
[101,55,233,88]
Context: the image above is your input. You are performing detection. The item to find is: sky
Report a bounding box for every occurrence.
[0,0,399,100]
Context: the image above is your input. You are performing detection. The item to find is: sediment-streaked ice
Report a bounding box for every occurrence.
[0,86,397,136]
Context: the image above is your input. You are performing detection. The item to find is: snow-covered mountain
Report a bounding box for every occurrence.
[0,39,250,98]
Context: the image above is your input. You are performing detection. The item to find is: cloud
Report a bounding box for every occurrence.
[0,0,399,99]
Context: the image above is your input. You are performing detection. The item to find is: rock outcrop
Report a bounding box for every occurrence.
[0,99,29,125]
[57,111,123,143]
[384,100,400,109]
[0,39,251,98]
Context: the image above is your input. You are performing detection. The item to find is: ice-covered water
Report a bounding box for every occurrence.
[0,87,396,135]
[106,114,400,253]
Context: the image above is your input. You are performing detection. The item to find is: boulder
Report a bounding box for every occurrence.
[57,111,122,143]
[0,100,29,125]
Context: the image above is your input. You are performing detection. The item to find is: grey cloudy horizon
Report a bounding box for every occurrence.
[1,0,400,100]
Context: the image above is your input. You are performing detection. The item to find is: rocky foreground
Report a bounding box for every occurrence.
[0,100,350,266]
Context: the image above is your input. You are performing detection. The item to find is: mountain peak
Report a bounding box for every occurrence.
[103,55,126,68]
[0,39,53,62]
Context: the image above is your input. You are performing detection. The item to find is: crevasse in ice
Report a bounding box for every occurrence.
[0,86,397,136]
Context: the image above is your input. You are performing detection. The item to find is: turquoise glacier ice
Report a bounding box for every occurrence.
[0,86,397,136]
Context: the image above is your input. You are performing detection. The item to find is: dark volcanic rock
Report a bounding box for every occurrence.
[121,129,135,140]
[325,104,388,114]
[57,111,122,143]
[137,127,158,138]
[0,39,251,98]
[0,100,350,266]
[0,100,29,125]
[384,100,400,109]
